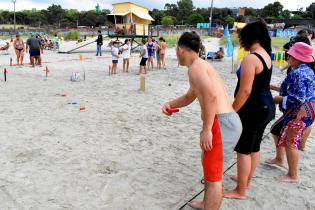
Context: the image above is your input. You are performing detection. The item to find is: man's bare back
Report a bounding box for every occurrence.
[188,58,234,115]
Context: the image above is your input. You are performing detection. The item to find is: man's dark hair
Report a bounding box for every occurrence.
[297,29,314,40]
[98,30,101,34]
[142,39,146,44]
[307,29,315,39]
[292,35,311,45]
[239,20,271,54]
[178,31,201,53]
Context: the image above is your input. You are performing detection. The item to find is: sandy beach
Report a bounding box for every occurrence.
[0,38,314,210]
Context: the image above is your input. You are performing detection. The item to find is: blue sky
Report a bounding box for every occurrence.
[0,0,313,11]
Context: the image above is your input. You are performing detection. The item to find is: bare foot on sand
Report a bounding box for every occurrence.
[265,158,285,168]
[188,200,204,210]
[223,189,246,200]
[229,175,250,189]
[276,175,299,183]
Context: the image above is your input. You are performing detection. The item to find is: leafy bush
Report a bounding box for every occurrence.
[188,13,205,25]
[162,16,175,27]
[65,30,80,41]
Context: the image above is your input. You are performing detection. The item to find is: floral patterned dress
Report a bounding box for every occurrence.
[277,64,315,149]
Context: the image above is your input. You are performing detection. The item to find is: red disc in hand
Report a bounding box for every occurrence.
[166,108,179,113]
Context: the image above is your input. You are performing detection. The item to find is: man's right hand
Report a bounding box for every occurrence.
[162,103,172,116]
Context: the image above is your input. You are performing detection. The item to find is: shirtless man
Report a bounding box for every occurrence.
[162,32,242,210]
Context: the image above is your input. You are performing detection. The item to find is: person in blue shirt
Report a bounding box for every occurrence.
[267,42,315,183]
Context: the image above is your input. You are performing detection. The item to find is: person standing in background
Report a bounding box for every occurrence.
[96,30,103,56]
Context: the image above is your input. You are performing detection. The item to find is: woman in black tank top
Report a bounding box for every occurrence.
[224,21,275,200]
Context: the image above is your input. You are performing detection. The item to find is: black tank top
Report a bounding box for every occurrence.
[234,52,274,110]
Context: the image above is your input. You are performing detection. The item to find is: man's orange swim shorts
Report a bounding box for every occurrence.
[202,116,223,182]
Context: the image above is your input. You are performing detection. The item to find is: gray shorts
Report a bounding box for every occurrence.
[217,112,242,171]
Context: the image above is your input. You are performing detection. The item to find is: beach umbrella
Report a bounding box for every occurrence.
[223,24,229,37]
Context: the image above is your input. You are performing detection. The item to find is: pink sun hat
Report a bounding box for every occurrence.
[287,42,314,63]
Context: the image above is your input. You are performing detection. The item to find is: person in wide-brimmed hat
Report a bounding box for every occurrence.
[267,42,315,183]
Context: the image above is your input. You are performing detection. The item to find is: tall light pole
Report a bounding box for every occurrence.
[12,0,17,33]
[208,0,214,36]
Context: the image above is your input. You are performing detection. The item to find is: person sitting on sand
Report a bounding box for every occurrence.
[224,21,276,200]
[266,42,315,183]
[0,42,9,51]
[214,47,224,60]
[13,34,25,66]
[26,33,42,67]
[109,40,119,75]
[48,40,54,50]
[162,31,242,210]
[139,39,148,74]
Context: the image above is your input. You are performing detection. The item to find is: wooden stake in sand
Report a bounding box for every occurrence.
[44,66,49,78]
[140,75,145,91]
[83,71,86,81]
[4,68,7,82]
[10,57,12,66]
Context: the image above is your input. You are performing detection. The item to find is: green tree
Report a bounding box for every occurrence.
[1,11,12,24]
[44,4,65,27]
[280,9,291,19]
[187,13,204,25]
[195,8,210,22]
[225,16,235,28]
[235,16,245,22]
[0,13,4,24]
[291,15,302,19]
[177,0,194,24]
[65,9,79,22]
[261,1,284,18]
[244,7,258,16]
[306,2,315,18]
[164,3,178,18]
[162,16,174,27]
[150,9,165,25]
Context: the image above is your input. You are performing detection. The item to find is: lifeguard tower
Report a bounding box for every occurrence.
[107,2,156,49]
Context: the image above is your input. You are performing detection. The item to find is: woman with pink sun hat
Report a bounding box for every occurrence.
[270,42,315,183]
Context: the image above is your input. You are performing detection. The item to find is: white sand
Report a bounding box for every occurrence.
[0,38,314,210]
